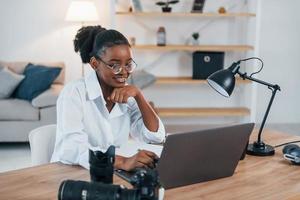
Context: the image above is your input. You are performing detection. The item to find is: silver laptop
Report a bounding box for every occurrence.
[116,123,254,189]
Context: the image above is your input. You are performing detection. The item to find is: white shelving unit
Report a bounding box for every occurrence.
[109,0,261,124]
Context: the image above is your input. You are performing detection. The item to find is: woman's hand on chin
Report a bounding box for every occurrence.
[107,85,142,103]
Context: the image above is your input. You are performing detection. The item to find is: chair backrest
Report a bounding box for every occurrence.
[28,124,56,166]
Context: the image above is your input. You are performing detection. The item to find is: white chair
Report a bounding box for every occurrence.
[28,124,56,166]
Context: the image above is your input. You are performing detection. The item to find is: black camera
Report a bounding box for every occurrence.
[58,146,162,200]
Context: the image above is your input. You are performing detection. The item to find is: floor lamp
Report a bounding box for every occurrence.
[65,0,99,77]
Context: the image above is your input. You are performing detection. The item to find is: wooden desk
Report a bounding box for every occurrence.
[1,130,300,200]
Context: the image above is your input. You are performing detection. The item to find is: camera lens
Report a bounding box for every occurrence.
[89,146,115,184]
[58,180,87,200]
[58,180,138,200]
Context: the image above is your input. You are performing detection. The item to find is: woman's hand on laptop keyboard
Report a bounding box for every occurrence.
[117,150,159,171]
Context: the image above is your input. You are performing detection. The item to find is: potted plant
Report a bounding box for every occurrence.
[191,32,200,45]
[156,0,179,12]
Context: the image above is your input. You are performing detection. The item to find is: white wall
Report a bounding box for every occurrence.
[0,0,299,124]
[256,0,300,123]
[0,0,111,82]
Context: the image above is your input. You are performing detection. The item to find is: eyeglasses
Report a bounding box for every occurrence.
[94,55,137,74]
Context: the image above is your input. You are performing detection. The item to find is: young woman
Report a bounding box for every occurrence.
[51,26,165,171]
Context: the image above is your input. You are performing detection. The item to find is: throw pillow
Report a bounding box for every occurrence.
[0,67,25,99]
[13,63,61,101]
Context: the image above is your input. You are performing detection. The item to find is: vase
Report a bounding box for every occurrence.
[162,7,172,12]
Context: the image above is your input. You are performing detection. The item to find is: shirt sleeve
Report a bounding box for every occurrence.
[51,85,90,169]
[128,98,166,143]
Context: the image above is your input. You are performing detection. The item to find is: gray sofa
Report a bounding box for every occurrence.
[0,61,65,142]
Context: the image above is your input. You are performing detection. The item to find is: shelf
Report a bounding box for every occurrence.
[116,12,256,18]
[132,45,254,52]
[157,107,250,117]
[114,5,257,121]
[155,77,251,85]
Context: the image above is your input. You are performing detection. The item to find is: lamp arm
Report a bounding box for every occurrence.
[237,71,281,143]
[255,87,279,143]
[237,71,280,90]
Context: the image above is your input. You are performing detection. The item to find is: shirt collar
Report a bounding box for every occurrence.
[85,71,105,102]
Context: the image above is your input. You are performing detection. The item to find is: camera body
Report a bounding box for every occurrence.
[58,145,162,200]
[129,168,160,200]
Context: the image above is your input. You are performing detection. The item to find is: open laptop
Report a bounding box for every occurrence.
[115,123,254,189]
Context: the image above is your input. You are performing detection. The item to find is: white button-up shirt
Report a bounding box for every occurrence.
[51,71,165,169]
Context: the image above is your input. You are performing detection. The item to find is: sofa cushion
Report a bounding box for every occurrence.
[0,99,39,121]
[0,61,65,84]
[0,67,25,99]
[32,84,63,108]
[13,63,61,101]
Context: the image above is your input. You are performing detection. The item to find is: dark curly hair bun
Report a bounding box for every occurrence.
[74,25,106,64]
[73,25,130,64]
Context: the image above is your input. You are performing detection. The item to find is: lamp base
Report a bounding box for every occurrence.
[246,141,275,156]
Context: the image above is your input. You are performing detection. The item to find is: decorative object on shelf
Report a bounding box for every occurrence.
[191,0,206,13]
[130,0,143,12]
[65,0,99,77]
[156,0,179,13]
[129,37,136,46]
[218,6,227,14]
[127,70,157,89]
[157,26,166,46]
[186,32,200,45]
[207,57,281,156]
[192,51,224,80]
[191,32,200,45]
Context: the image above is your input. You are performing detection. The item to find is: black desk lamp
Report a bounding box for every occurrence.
[207,57,281,156]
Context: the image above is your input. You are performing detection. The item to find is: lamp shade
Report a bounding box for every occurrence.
[207,69,236,97]
[65,1,99,22]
